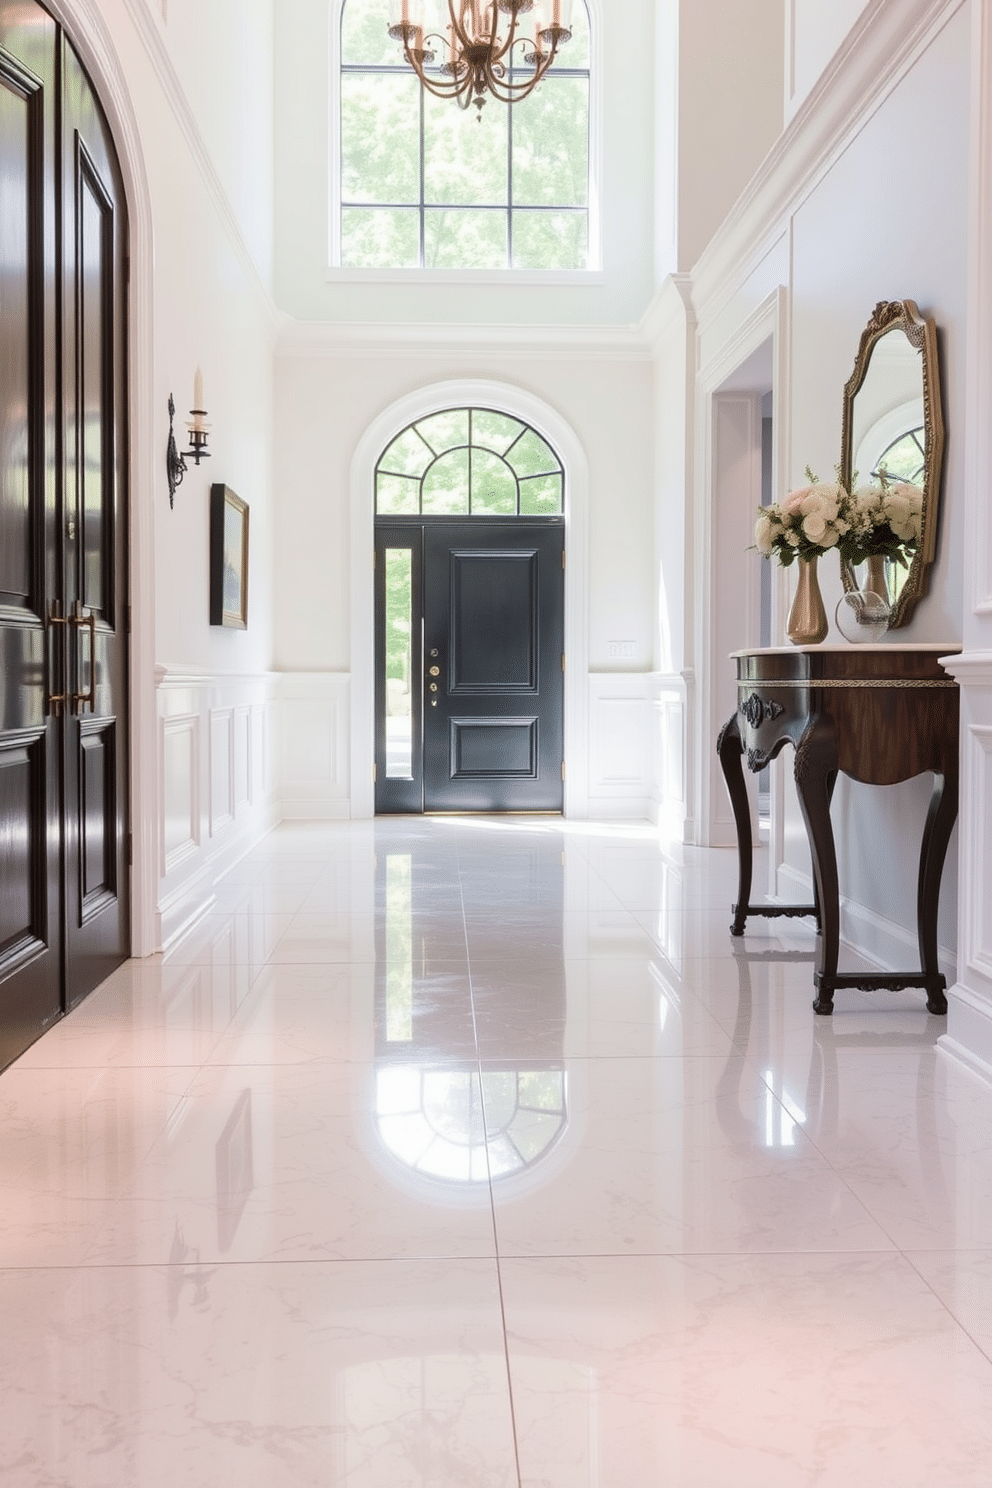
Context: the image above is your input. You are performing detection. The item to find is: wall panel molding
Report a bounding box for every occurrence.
[588,673,686,825]
[156,668,279,949]
[277,673,351,820]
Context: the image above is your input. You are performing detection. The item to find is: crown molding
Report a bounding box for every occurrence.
[121,0,279,333]
[639,273,695,353]
[274,316,652,361]
[692,0,966,326]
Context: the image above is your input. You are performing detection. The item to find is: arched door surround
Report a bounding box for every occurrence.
[351,380,590,818]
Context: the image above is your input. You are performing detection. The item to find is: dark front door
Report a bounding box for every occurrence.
[375,521,564,813]
[0,4,129,1069]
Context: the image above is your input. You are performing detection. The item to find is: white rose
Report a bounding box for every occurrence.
[802,513,827,543]
[818,526,839,549]
[755,513,774,555]
[804,484,840,522]
[883,493,911,528]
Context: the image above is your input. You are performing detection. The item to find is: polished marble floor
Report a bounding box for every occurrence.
[2,817,992,1485]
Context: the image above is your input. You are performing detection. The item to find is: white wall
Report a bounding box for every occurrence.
[273,344,655,673]
[68,0,281,949]
[135,0,276,289]
[676,0,784,270]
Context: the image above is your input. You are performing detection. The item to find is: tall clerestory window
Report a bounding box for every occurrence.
[337,0,592,271]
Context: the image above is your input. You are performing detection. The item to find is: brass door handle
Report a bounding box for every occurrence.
[46,602,68,717]
[71,603,97,714]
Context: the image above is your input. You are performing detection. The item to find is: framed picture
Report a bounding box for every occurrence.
[210,483,249,628]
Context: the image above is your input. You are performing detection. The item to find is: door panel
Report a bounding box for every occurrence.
[424,521,563,813]
[62,36,128,1009]
[0,16,62,1068]
[0,5,128,1064]
[449,549,539,694]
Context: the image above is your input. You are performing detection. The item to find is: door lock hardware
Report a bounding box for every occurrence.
[429,683,438,693]
[71,601,97,714]
[429,648,439,658]
[429,666,440,676]
[46,601,68,717]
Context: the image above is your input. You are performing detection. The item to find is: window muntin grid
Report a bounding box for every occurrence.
[874,427,925,487]
[375,407,564,516]
[339,0,591,271]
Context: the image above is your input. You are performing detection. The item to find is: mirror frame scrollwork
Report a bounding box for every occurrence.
[839,299,944,628]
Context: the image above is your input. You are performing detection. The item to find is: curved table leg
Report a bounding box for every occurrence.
[717,713,751,936]
[917,768,957,1015]
[794,721,840,1015]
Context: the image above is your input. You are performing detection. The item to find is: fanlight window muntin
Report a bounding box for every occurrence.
[375,406,564,516]
[338,0,592,271]
[874,427,925,488]
[375,1064,568,1183]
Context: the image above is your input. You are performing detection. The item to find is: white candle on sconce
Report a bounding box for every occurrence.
[191,366,205,432]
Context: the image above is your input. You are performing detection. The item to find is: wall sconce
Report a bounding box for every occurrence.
[166,367,212,508]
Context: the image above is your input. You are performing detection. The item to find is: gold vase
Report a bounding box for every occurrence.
[786,554,828,645]
[863,552,889,603]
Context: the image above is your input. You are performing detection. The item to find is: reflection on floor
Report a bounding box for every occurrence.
[2,817,991,1486]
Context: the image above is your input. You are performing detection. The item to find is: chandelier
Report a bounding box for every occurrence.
[387,1,574,115]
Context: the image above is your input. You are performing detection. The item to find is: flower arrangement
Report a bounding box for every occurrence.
[753,468,850,567]
[754,466,922,570]
[839,473,922,569]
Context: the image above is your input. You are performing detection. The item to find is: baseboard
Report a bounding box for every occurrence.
[280,797,352,821]
[939,981,992,1088]
[774,862,956,980]
[159,867,218,951]
[587,797,652,821]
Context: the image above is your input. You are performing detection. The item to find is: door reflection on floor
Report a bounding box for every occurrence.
[372,832,568,1186]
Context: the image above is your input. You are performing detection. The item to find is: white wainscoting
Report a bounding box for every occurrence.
[587,673,687,826]
[277,672,352,820]
[939,654,992,1081]
[156,667,279,949]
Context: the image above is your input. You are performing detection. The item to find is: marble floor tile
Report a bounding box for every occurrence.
[500,1252,992,1488]
[4,819,992,1485]
[487,1055,894,1257]
[0,1259,518,1488]
[87,1061,500,1265]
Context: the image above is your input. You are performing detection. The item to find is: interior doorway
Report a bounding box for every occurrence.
[0,3,130,1069]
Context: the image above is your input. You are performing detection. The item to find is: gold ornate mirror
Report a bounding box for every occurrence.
[839,300,944,627]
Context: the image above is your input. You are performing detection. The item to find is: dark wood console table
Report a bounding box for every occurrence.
[717,645,960,1016]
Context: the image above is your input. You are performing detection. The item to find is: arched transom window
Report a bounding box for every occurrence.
[875,426,925,487]
[375,406,564,515]
[338,0,592,270]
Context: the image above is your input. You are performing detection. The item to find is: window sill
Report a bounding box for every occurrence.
[324,267,606,287]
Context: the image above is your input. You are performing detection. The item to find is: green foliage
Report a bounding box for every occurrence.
[384,549,412,682]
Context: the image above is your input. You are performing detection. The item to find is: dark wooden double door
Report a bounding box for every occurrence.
[0,4,129,1069]
[375,521,564,813]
